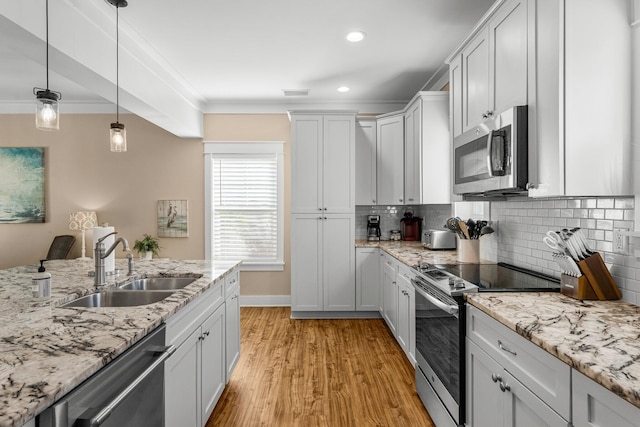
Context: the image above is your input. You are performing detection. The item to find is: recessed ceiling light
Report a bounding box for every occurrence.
[346,31,365,42]
[337,86,350,93]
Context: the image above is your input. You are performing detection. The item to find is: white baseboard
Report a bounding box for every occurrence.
[239,295,291,307]
[290,311,382,319]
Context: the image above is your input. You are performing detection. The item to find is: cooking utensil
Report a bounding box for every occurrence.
[445,217,464,239]
[458,220,470,239]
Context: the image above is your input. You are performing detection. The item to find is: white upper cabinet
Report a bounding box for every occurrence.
[376,113,405,205]
[355,118,377,205]
[290,112,356,213]
[447,0,632,198]
[405,92,451,205]
[461,0,527,133]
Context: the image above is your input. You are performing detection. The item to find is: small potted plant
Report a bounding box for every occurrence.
[133,234,160,260]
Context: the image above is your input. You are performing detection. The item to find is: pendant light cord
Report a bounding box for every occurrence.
[116,4,119,123]
[45,0,49,90]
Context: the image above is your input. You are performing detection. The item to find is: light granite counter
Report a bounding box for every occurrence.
[466,292,640,410]
[355,239,493,267]
[0,258,239,427]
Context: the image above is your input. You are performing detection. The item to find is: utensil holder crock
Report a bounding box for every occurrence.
[458,239,479,263]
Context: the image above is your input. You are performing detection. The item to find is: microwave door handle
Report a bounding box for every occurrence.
[486,131,495,177]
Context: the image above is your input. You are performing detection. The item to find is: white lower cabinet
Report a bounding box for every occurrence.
[225,272,241,381]
[355,247,380,311]
[379,252,415,365]
[466,305,570,427]
[382,254,398,336]
[291,214,355,312]
[165,268,241,427]
[572,369,640,427]
[396,265,415,365]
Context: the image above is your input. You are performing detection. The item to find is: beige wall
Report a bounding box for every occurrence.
[0,113,291,299]
[0,114,204,268]
[203,114,291,297]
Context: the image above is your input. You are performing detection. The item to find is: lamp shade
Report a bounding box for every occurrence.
[69,211,98,231]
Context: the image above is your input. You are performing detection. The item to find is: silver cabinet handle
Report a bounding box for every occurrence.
[498,340,517,356]
[323,207,327,210]
[372,199,376,203]
[491,373,502,383]
[399,199,403,203]
[318,208,322,211]
[499,382,511,392]
[408,198,414,202]
[78,345,176,427]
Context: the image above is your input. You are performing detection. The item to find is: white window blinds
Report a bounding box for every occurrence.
[205,142,284,270]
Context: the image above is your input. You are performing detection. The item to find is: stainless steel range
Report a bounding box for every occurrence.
[411,262,560,427]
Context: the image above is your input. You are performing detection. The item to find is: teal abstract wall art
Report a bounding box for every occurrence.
[0,148,45,223]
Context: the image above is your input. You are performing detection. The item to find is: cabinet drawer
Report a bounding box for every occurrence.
[166,283,224,347]
[572,369,640,427]
[225,269,240,298]
[467,305,571,420]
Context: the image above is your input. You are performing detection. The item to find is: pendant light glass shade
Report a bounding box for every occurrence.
[108,0,128,152]
[110,122,126,152]
[34,0,61,131]
[35,89,60,131]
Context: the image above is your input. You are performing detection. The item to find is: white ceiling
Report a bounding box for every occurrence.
[0,0,495,135]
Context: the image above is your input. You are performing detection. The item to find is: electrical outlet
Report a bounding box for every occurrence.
[614,228,628,254]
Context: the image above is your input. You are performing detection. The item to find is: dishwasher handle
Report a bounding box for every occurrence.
[77,345,176,427]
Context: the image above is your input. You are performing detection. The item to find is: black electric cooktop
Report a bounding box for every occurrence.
[438,262,560,292]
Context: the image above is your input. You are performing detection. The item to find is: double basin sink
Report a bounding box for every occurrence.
[61,276,201,308]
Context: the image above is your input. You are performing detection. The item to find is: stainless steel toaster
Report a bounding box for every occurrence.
[422,229,456,250]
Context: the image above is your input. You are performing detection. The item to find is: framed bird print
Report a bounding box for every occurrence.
[157,200,188,237]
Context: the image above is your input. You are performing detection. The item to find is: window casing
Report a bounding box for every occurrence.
[204,142,284,271]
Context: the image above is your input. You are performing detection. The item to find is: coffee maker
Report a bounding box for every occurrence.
[367,215,381,241]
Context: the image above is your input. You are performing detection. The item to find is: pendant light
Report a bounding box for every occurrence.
[108,0,128,152]
[33,0,61,131]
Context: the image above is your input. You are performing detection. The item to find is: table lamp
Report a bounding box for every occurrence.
[69,211,98,259]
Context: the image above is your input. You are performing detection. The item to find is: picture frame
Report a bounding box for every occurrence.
[0,147,45,223]
[157,200,188,237]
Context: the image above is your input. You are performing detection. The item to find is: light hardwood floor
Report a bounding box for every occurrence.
[207,307,435,426]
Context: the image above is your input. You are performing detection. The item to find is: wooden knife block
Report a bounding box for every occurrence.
[561,274,599,300]
[577,253,622,300]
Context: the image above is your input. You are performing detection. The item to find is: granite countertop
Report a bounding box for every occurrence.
[0,258,239,427]
[355,239,494,267]
[466,292,640,410]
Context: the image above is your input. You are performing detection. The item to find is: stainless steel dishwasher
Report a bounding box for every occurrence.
[38,325,175,427]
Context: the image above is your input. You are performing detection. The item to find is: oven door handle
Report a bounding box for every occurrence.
[77,345,176,427]
[411,279,459,316]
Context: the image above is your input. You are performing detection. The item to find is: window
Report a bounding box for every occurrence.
[204,142,284,271]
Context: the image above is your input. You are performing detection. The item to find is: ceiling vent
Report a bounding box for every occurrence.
[282,89,309,97]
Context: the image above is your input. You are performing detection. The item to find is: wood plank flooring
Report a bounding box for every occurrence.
[206,307,434,426]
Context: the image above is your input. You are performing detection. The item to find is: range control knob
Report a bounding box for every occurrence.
[448,277,456,287]
[453,279,466,289]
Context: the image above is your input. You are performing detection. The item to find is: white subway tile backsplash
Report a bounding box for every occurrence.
[487,196,636,303]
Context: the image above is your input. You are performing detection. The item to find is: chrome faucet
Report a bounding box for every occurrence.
[94,231,134,286]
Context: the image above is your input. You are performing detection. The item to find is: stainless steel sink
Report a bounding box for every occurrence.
[60,290,176,308]
[118,276,199,291]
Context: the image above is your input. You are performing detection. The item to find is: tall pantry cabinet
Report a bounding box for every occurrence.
[289,111,357,313]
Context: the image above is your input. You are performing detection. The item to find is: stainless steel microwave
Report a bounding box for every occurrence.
[453,106,528,195]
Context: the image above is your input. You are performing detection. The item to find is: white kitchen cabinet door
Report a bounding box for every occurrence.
[355,247,380,311]
[502,370,568,427]
[572,369,640,427]
[419,93,451,204]
[225,286,240,381]
[291,215,322,311]
[355,118,377,205]
[396,270,415,364]
[376,114,404,205]
[323,214,355,311]
[449,55,464,139]
[489,0,528,115]
[201,304,226,425]
[467,338,504,427]
[382,259,398,336]
[165,328,200,427]
[290,115,322,213]
[323,115,355,213]
[462,27,490,132]
[290,112,355,213]
[404,99,421,205]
